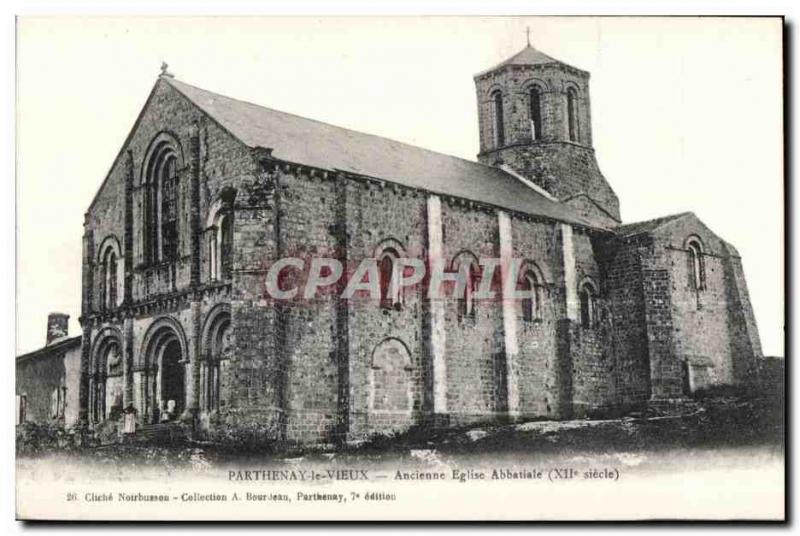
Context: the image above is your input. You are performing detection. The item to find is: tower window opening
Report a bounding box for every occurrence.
[492,91,505,148]
[530,86,543,141]
[567,87,579,143]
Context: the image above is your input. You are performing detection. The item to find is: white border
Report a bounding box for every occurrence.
[4,3,794,534]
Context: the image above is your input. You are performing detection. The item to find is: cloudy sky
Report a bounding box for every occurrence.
[16,16,783,356]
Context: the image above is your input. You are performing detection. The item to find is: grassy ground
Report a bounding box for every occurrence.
[17,390,784,475]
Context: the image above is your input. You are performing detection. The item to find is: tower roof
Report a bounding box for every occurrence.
[475,44,582,78]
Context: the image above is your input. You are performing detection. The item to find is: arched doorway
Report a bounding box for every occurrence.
[89,329,123,425]
[141,320,188,424]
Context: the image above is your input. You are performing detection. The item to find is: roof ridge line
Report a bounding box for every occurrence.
[166,77,496,171]
[615,211,694,236]
[626,211,693,225]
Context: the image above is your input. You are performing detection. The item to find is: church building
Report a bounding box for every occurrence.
[76,43,763,446]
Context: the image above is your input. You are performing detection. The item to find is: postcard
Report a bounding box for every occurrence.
[15,16,785,521]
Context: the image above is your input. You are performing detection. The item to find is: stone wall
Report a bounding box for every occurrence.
[652,215,763,391]
[509,216,564,419]
[439,201,503,424]
[568,231,615,415]
[274,168,340,445]
[600,234,652,408]
[491,143,620,226]
[340,179,428,441]
[16,342,81,427]
[599,214,764,405]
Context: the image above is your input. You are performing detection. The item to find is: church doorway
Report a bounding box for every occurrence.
[159,339,185,421]
[142,322,188,425]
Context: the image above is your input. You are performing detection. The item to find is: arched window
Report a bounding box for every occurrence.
[529,85,543,141]
[207,190,236,282]
[97,238,122,311]
[107,252,117,308]
[220,214,233,279]
[143,138,182,265]
[453,253,480,322]
[160,154,178,261]
[579,279,598,329]
[492,90,505,147]
[378,248,400,310]
[104,250,117,310]
[520,270,542,323]
[687,239,706,291]
[567,87,579,143]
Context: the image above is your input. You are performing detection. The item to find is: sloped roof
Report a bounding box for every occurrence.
[474,45,581,78]
[16,336,82,364]
[614,212,692,238]
[485,45,560,69]
[164,77,606,229]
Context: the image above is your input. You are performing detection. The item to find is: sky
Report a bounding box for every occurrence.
[15,16,783,356]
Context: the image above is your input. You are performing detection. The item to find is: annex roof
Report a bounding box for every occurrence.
[614,212,693,238]
[16,336,82,364]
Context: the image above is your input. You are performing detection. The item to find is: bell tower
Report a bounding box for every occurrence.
[474,42,620,225]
